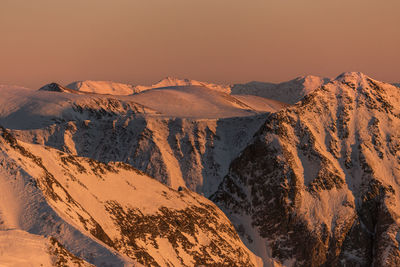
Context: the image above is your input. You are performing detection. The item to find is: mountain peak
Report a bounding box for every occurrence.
[134,77,231,94]
[66,80,136,95]
[335,71,370,84]
[38,82,69,92]
[152,77,192,87]
[231,75,330,104]
[294,74,326,81]
[159,76,190,83]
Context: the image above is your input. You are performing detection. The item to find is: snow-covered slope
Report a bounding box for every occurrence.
[64,80,283,118]
[3,72,400,266]
[0,230,93,267]
[128,85,277,118]
[0,83,285,197]
[0,83,283,128]
[213,72,400,266]
[233,95,289,112]
[44,75,328,105]
[65,77,231,96]
[39,82,91,95]
[0,127,261,266]
[7,106,269,196]
[231,75,330,104]
[67,81,137,95]
[0,85,158,130]
[133,77,231,94]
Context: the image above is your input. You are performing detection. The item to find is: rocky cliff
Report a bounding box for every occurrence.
[213,72,400,266]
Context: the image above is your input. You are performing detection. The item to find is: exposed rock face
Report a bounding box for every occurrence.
[39,83,85,94]
[11,102,267,197]
[212,72,400,266]
[3,73,400,266]
[49,237,95,267]
[0,127,261,266]
[3,82,281,197]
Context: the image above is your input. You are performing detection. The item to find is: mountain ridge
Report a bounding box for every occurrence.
[64,77,231,96]
[2,72,400,266]
[42,75,329,103]
[212,72,400,266]
[0,126,262,266]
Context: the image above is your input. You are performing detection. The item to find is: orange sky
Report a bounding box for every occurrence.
[1,0,399,88]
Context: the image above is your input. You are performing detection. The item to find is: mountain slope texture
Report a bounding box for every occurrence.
[1,72,400,266]
[0,127,261,266]
[0,83,284,197]
[213,72,400,266]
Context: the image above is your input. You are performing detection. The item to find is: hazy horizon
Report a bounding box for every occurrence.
[1,0,399,89]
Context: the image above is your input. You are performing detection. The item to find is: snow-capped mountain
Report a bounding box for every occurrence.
[39,83,83,94]
[231,75,330,104]
[64,76,329,101]
[2,73,400,266]
[0,83,286,197]
[133,77,231,94]
[66,81,137,95]
[126,85,283,118]
[65,77,231,96]
[0,126,261,266]
[212,72,400,266]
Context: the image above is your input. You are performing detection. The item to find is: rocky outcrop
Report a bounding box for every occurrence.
[4,73,400,266]
[213,72,400,266]
[0,127,261,266]
[39,83,84,94]
[11,107,267,197]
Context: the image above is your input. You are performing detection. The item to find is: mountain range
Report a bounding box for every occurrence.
[1,72,400,266]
